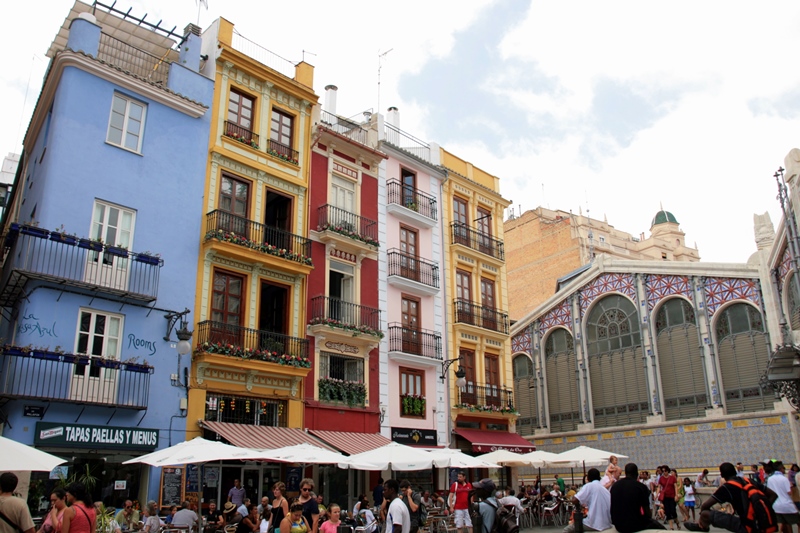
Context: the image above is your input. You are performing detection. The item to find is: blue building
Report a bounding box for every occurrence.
[0,1,212,509]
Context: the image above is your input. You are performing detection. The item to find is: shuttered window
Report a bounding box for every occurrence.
[545,328,580,433]
[586,295,648,428]
[716,303,771,414]
[513,355,538,434]
[655,299,708,420]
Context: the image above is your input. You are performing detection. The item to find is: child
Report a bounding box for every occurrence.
[683,478,696,522]
[319,504,341,533]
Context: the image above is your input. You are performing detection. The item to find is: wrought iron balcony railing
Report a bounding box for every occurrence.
[98,32,171,85]
[387,180,437,221]
[456,382,515,412]
[450,222,505,261]
[0,347,152,409]
[205,210,312,265]
[267,139,300,165]
[0,224,163,307]
[387,249,439,289]
[308,296,382,337]
[317,205,379,247]
[387,323,442,360]
[196,320,310,362]
[453,299,510,334]
[224,121,260,148]
[320,110,370,146]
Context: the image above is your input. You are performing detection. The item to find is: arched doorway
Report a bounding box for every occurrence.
[513,354,538,434]
[544,328,580,433]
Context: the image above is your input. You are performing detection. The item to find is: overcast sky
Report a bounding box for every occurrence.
[1,0,797,263]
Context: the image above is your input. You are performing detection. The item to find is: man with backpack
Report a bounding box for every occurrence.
[399,480,425,533]
[763,460,799,533]
[685,462,778,533]
[470,478,519,533]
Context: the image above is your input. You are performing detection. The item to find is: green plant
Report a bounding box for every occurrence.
[318,377,366,407]
[56,463,99,491]
[95,504,116,533]
[401,394,425,416]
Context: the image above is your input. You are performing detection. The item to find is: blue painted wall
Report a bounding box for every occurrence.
[1,43,212,503]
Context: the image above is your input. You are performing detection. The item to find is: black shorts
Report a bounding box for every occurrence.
[663,498,677,520]
[709,510,746,533]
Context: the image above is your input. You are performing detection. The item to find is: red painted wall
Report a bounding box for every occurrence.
[361,173,378,223]
[310,151,328,229]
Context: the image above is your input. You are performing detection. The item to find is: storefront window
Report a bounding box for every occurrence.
[205,393,287,428]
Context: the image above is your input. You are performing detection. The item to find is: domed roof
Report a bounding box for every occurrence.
[651,209,678,228]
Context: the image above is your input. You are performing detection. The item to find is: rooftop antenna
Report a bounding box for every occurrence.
[541,183,547,209]
[302,49,317,63]
[378,48,393,114]
[586,190,594,262]
[195,0,207,27]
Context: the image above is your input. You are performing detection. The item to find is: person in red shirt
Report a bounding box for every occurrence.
[659,466,679,530]
[448,471,472,533]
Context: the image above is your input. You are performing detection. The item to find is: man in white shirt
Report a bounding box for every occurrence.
[385,479,410,533]
[498,489,525,526]
[562,468,611,533]
[171,501,199,530]
[764,460,800,533]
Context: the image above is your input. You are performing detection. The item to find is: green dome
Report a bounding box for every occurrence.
[651,209,678,228]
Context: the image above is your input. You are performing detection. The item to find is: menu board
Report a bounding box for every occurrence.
[160,467,184,508]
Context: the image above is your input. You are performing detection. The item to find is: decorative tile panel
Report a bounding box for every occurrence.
[540,299,572,334]
[579,273,637,317]
[779,246,792,285]
[511,331,532,354]
[646,275,693,312]
[704,277,761,316]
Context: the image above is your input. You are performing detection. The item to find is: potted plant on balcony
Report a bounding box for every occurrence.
[120,356,154,373]
[135,251,161,265]
[20,222,48,239]
[401,394,426,416]
[104,243,129,258]
[78,237,104,252]
[49,225,78,245]
[93,357,121,369]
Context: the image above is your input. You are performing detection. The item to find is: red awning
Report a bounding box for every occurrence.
[202,421,335,451]
[308,430,392,455]
[454,429,535,453]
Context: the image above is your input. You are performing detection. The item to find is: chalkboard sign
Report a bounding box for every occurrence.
[160,467,184,508]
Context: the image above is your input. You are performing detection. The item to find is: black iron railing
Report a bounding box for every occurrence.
[205,210,312,265]
[0,348,152,409]
[0,225,162,306]
[320,110,370,146]
[317,204,379,247]
[309,295,382,335]
[387,249,439,288]
[387,180,437,221]
[387,323,442,360]
[224,121,260,148]
[267,139,300,165]
[457,382,514,410]
[98,32,170,85]
[450,222,505,261]
[196,320,309,360]
[453,299,509,334]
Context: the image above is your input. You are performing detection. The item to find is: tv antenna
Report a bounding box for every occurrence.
[377,48,393,113]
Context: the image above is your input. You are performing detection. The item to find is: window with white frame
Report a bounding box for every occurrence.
[74,309,123,376]
[92,201,135,252]
[107,93,146,152]
[320,351,364,382]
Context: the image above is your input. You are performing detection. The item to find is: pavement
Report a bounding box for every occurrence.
[520,525,728,533]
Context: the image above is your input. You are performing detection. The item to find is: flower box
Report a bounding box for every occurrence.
[105,246,129,258]
[135,253,161,265]
[49,232,78,245]
[20,225,48,238]
[78,238,103,252]
[93,358,121,369]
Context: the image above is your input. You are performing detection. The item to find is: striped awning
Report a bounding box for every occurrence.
[201,421,335,451]
[308,430,391,455]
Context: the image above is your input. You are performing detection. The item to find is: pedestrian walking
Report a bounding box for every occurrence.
[448,471,472,533]
[610,463,665,533]
[0,473,35,533]
[764,460,799,533]
[562,468,611,533]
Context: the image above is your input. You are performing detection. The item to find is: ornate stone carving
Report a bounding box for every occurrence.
[754,212,775,251]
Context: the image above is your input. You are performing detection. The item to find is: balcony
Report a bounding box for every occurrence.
[456,382,516,414]
[308,296,382,339]
[267,139,299,166]
[320,110,370,147]
[450,223,505,261]
[0,224,162,307]
[454,299,510,334]
[383,123,432,164]
[387,323,442,361]
[0,346,152,409]
[316,205,379,255]
[387,249,439,295]
[386,180,437,228]
[223,121,260,149]
[204,210,312,269]
[195,320,310,362]
[98,32,171,85]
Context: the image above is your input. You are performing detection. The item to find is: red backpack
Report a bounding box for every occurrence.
[725,478,778,533]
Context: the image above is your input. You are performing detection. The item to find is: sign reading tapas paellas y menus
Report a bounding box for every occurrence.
[34,422,159,450]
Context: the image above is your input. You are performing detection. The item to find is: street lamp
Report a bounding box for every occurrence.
[441,357,467,388]
[165,308,193,355]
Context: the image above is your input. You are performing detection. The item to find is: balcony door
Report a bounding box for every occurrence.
[330,175,356,230]
[453,196,469,246]
[480,277,497,331]
[485,354,500,406]
[328,260,355,323]
[401,296,421,355]
[401,168,416,208]
[259,281,289,352]
[219,174,250,237]
[264,189,292,249]
[399,226,418,281]
[455,270,473,325]
[84,201,134,291]
[211,270,244,346]
[71,310,122,405]
[477,207,493,255]
[227,90,254,141]
[459,348,476,405]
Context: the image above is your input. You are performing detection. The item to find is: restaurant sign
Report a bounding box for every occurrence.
[391,427,437,446]
[35,421,159,451]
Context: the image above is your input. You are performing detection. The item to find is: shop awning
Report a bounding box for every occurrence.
[454,429,535,453]
[201,421,335,451]
[308,430,392,455]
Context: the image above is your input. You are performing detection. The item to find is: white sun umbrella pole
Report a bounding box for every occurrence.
[0,436,66,472]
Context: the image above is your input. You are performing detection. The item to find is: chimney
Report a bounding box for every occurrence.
[387,106,399,128]
[184,23,201,37]
[324,85,338,116]
[178,24,203,73]
[67,12,101,56]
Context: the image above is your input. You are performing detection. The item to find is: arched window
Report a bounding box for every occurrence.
[586,294,648,428]
[544,328,580,433]
[513,354,538,435]
[655,298,707,420]
[787,274,800,331]
[715,303,771,414]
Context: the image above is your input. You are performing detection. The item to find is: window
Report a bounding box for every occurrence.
[485,354,500,406]
[401,296,421,354]
[270,108,294,149]
[399,227,418,280]
[71,309,123,404]
[210,270,244,345]
[107,94,146,152]
[205,393,286,427]
[320,352,364,381]
[453,196,469,245]
[227,90,254,131]
[401,168,416,208]
[331,175,356,213]
[455,270,473,325]
[400,367,425,418]
[458,348,476,405]
[85,201,135,290]
[218,174,250,235]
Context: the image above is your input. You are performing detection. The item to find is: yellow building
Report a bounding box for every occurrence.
[440,149,533,458]
[186,18,317,454]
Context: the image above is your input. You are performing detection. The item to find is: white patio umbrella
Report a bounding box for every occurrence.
[549,445,628,468]
[519,450,562,468]
[342,441,435,471]
[474,449,532,467]
[255,443,375,469]
[0,436,66,472]
[426,448,501,469]
[123,437,266,466]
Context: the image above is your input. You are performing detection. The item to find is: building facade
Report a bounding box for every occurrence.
[504,206,701,321]
[0,1,212,506]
